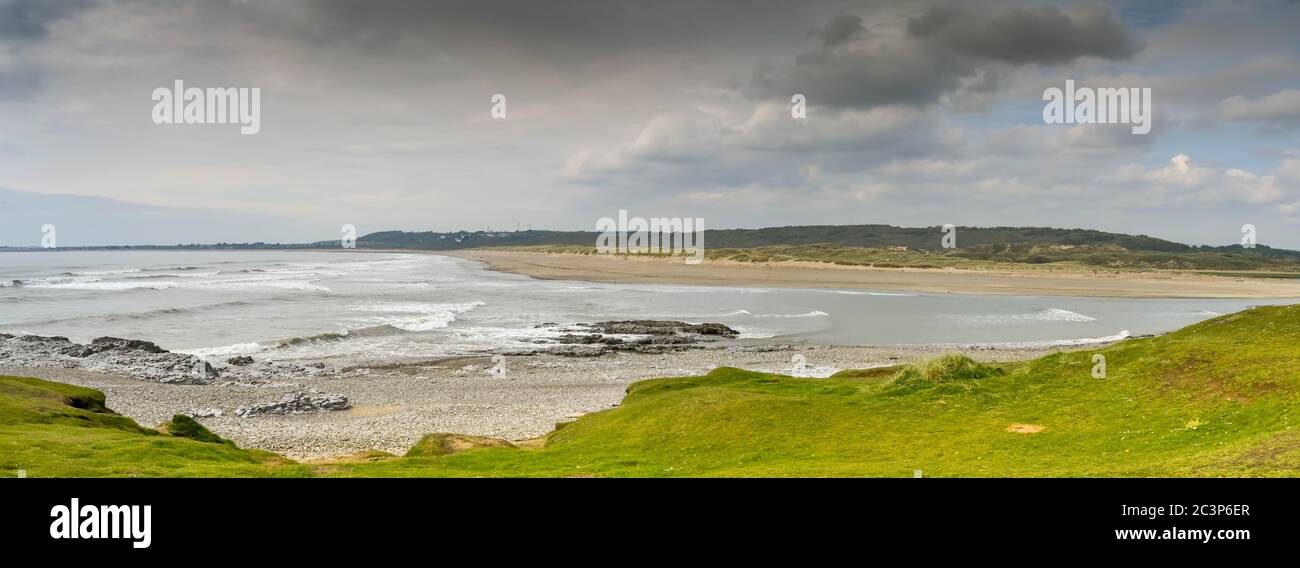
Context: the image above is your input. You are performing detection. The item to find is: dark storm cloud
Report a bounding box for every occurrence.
[751,2,1144,109]
[907,3,1143,64]
[0,0,95,99]
[815,13,865,48]
[241,0,819,59]
[751,44,969,109]
[0,0,93,42]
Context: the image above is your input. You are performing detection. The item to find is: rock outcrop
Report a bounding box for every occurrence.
[0,334,217,384]
[226,355,255,366]
[234,391,351,418]
[536,320,739,356]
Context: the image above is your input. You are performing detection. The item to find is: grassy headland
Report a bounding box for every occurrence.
[3,305,1299,477]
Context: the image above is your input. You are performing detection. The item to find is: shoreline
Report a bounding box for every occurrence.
[441,249,1300,299]
[0,340,1087,459]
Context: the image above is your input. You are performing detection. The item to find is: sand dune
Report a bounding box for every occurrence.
[443,250,1300,299]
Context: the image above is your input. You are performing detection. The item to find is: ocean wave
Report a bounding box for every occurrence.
[66,269,141,276]
[2,300,260,327]
[730,325,777,339]
[823,290,916,297]
[723,309,830,319]
[6,275,102,287]
[181,342,266,359]
[347,300,485,331]
[142,266,201,272]
[950,308,1096,324]
[22,277,330,292]
[129,271,220,278]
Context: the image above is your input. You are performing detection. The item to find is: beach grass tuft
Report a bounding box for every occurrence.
[888,353,1003,388]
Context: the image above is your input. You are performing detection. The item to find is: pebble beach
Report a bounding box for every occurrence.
[1,340,1084,459]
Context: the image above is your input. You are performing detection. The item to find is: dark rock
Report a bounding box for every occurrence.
[226,355,255,366]
[549,345,610,357]
[18,334,70,343]
[0,333,217,384]
[235,392,350,418]
[540,320,736,356]
[88,336,167,354]
[556,333,624,345]
[587,320,738,337]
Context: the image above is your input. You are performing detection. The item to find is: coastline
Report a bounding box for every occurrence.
[0,341,1084,459]
[1,247,1286,460]
[441,249,1300,299]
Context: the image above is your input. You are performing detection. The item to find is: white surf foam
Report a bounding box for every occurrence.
[348,300,485,331]
[950,308,1097,324]
[724,309,830,319]
[182,342,266,359]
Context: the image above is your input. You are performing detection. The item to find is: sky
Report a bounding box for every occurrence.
[2,0,1300,248]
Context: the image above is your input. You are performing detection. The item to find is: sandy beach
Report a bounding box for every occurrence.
[442,250,1300,299]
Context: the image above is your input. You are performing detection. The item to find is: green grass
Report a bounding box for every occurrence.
[4,305,1300,477]
[490,243,1300,274]
[0,376,308,477]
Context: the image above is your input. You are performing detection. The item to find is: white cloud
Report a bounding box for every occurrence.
[1219,89,1300,124]
[1100,154,1285,204]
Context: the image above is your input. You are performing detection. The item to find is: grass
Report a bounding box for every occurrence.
[887,353,1003,389]
[489,243,1300,275]
[3,305,1300,477]
[0,376,308,477]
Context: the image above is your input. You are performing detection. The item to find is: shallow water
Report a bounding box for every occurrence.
[0,250,1289,363]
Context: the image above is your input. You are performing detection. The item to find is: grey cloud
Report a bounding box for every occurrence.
[907,3,1142,65]
[0,0,93,42]
[1219,89,1300,126]
[232,0,823,60]
[751,44,970,108]
[753,3,1143,110]
[814,13,865,47]
[0,66,40,99]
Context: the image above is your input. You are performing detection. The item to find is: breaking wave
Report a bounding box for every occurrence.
[347,300,486,331]
[723,309,830,319]
[951,308,1097,324]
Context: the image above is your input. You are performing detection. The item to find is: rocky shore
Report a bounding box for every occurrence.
[0,324,1095,459]
[535,320,739,355]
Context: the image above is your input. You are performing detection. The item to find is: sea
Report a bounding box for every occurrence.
[0,250,1290,364]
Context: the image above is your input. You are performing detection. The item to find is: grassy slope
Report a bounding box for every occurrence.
[0,376,307,477]
[4,305,1300,477]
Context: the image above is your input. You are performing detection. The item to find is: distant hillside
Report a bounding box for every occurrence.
[9,224,1299,272]
[356,225,1300,263]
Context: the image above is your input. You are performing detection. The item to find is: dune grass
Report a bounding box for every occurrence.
[490,243,1300,274]
[4,305,1300,477]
